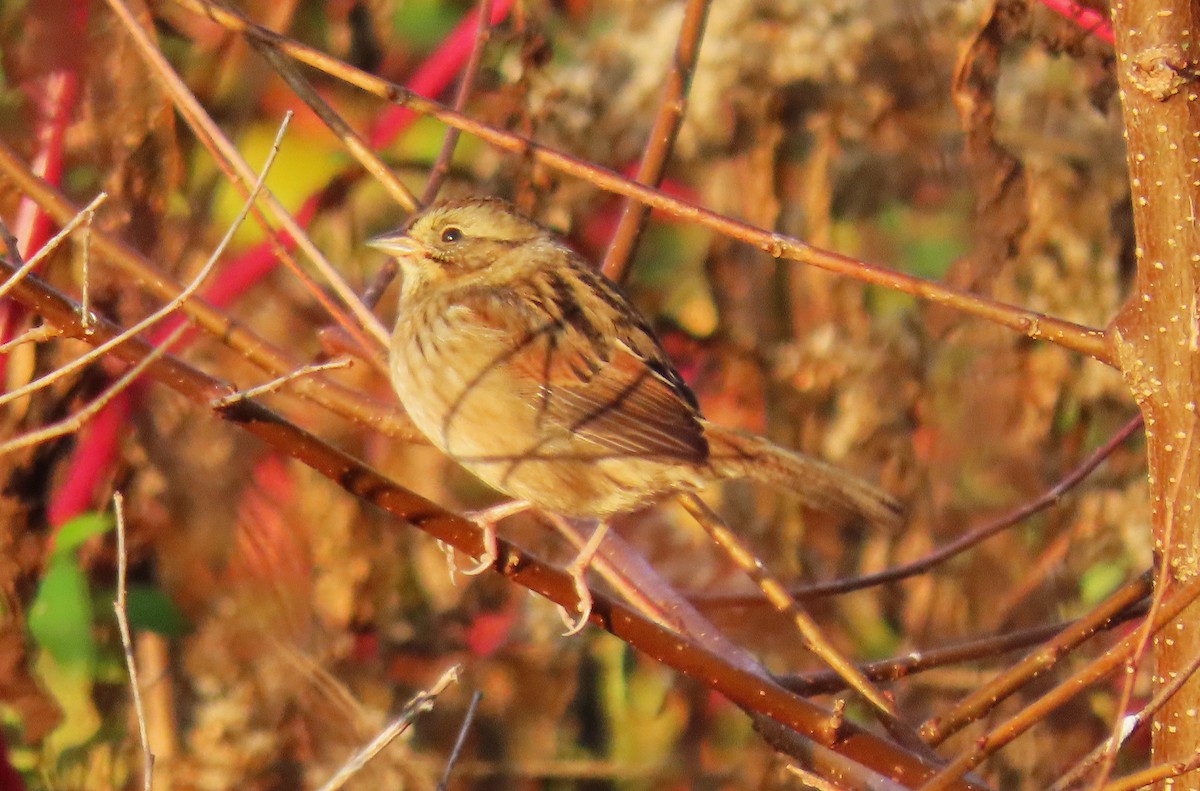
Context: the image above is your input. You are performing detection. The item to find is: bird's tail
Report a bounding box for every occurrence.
[702,421,903,530]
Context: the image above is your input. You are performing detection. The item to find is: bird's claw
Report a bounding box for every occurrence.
[557,571,594,636]
[554,521,609,636]
[459,520,498,576]
[442,501,530,579]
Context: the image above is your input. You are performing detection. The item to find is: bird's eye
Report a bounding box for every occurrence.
[440,226,463,243]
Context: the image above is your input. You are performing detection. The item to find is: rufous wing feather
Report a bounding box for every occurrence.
[456,282,709,465]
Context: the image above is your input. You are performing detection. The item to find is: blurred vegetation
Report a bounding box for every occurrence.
[0,0,1149,788]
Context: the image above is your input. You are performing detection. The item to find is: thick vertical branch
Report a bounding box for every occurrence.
[1107,0,1200,781]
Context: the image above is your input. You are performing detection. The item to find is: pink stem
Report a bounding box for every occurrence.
[1038,0,1114,43]
[0,68,81,384]
[46,387,134,528]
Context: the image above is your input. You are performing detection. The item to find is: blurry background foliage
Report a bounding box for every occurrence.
[0,0,1147,788]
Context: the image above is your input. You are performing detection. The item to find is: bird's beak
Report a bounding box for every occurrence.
[367,230,424,257]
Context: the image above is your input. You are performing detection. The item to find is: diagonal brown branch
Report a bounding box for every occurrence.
[919,571,1154,746]
[103,0,390,351]
[246,39,418,213]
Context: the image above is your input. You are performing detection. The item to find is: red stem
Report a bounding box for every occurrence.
[1037,0,1114,43]
[0,54,82,385]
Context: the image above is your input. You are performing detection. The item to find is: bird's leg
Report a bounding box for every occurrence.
[457,500,531,575]
[548,518,610,636]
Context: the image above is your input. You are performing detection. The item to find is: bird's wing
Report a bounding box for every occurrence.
[455,267,709,465]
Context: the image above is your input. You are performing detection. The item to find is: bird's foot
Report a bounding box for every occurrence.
[555,521,610,636]
[456,500,531,576]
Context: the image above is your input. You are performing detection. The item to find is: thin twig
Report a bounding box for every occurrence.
[780,595,1148,697]
[79,200,97,334]
[210,357,354,408]
[350,0,501,306]
[359,257,397,312]
[113,492,154,791]
[365,0,514,149]
[317,664,461,791]
[1095,751,1200,791]
[0,114,287,455]
[1089,430,1197,790]
[544,512,766,675]
[0,193,109,303]
[0,116,290,410]
[421,0,496,205]
[600,0,711,282]
[0,139,416,439]
[677,493,931,752]
[247,39,417,212]
[436,690,481,791]
[1052,641,1200,789]
[166,0,1114,365]
[0,338,165,454]
[0,324,61,354]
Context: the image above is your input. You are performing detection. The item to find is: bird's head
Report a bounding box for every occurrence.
[369,198,554,299]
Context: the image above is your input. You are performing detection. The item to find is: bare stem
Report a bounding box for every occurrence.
[600,0,711,282]
[920,571,1153,746]
[0,139,416,439]
[435,690,481,791]
[317,665,461,791]
[113,492,154,791]
[0,118,289,411]
[678,493,923,747]
[780,594,1147,697]
[695,414,1143,607]
[248,39,417,212]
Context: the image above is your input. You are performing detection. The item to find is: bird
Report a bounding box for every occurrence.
[370,197,902,634]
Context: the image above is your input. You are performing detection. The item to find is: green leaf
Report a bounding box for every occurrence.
[28,557,97,670]
[122,586,189,638]
[391,0,460,51]
[1081,562,1127,606]
[51,513,114,560]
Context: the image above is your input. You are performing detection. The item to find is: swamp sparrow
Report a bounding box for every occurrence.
[371,198,902,632]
